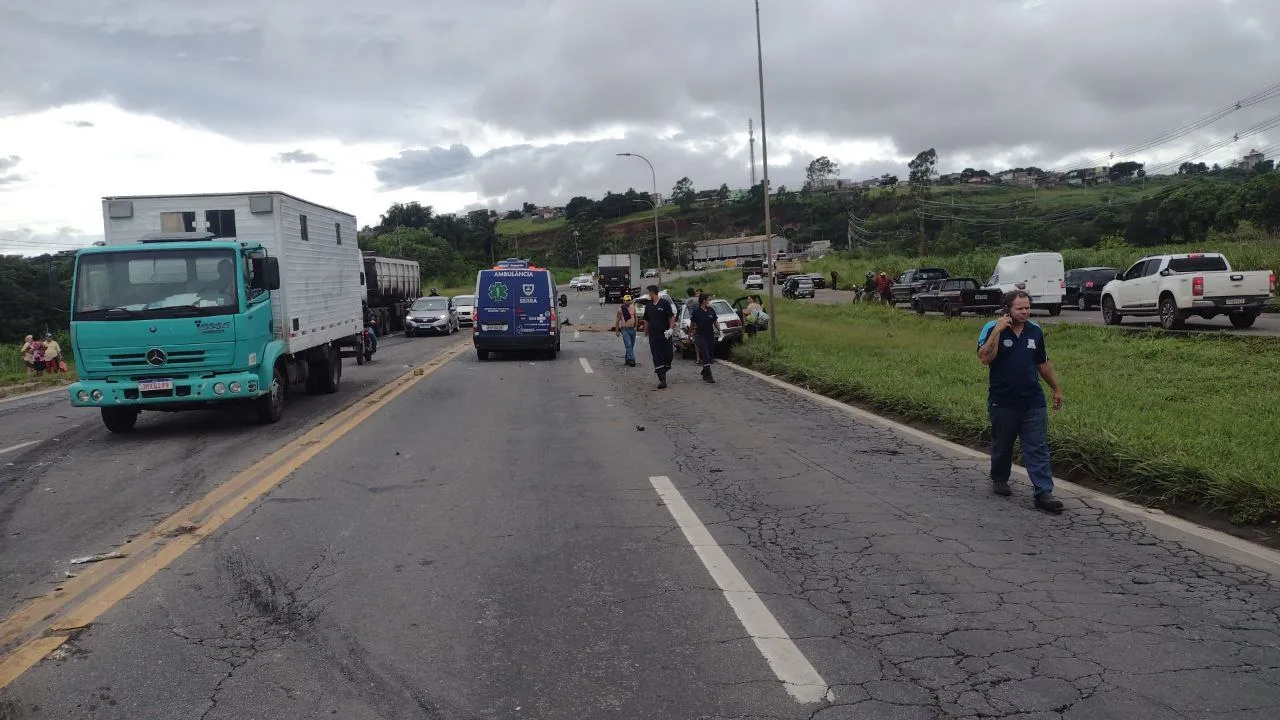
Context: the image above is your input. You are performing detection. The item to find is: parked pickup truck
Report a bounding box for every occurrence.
[912,277,1003,317]
[1100,252,1276,330]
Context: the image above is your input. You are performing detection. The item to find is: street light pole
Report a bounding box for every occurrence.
[690,222,707,268]
[755,0,776,349]
[617,152,663,286]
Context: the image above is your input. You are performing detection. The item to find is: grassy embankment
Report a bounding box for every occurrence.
[0,336,76,396]
[691,269,1280,525]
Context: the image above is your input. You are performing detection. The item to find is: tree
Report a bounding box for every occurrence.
[805,156,839,190]
[504,209,522,220]
[879,174,899,188]
[717,183,731,203]
[907,149,939,256]
[378,201,433,231]
[1108,161,1144,181]
[522,201,537,214]
[672,176,696,211]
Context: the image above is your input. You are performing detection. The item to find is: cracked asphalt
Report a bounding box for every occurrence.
[1,300,1278,718]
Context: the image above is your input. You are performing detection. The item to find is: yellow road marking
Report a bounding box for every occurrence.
[0,341,469,688]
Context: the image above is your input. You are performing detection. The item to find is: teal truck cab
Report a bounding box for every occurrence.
[70,192,367,433]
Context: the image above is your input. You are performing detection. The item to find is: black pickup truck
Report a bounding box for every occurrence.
[890,267,950,304]
[911,277,1003,317]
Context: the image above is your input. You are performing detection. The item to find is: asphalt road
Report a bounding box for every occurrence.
[2,300,1279,718]
[806,287,1280,336]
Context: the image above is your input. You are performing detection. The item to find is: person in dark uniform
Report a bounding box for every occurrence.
[977,289,1065,512]
[830,270,839,291]
[689,292,719,383]
[639,285,677,388]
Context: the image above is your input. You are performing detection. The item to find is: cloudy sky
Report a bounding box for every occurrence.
[2,0,1279,254]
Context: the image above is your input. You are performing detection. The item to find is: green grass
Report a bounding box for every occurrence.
[496,205,682,237]
[723,298,1280,524]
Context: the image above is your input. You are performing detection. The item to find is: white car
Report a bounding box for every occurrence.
[744,274,765,290]
[451,294,475,326]
[569,275,595,291]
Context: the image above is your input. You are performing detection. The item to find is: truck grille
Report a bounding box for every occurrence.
[108,350,206,368]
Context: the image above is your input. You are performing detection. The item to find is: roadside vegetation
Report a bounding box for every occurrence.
[690,270,1280,525]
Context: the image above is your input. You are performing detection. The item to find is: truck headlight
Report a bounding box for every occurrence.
[213,382,226,395]
[229,381,242,393]
[90,390,103,401]
[77,390,89,402]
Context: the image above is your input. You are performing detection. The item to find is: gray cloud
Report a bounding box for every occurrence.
[0,227,98,256]
[309,168,335,175]
[70,120,94,128]
[277,149,324,164]
[3,1,1280,207]
[0,155,23,188]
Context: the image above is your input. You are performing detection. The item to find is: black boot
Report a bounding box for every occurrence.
[1034,493,1064,512]
[992,479,1012,496]
[701,366,714,383]
[657,367,668,389]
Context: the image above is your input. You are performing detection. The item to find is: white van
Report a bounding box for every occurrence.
[986,252,1066,316]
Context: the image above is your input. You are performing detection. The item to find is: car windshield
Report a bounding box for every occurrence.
[73,248,241,320]
[412,298,448,311]
[711,300,734,316]
[917,269,948,280]
[452,296,474,306]
[796,278,813,285]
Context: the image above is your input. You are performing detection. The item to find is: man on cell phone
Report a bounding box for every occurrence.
[977,290,1065,512]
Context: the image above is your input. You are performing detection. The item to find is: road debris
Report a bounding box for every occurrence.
[69,551,127,565]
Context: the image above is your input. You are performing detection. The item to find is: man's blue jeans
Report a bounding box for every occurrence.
[989,402,1054,497]
[621,328,636,363]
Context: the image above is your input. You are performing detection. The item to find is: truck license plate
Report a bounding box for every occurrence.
[1225,298,1245,305]
[138,379,173,392]
[483,323,508,331]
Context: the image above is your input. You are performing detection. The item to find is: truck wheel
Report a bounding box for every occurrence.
[355,336,366,366]
[101,407,138,433]
[1159,296,1185,330]
[1047,304,1062,317]
[317,347,341,394]
[1230,311,1259,329]
[914,301,925,315]
[1101,297,1122,325]
[256,364,286,424]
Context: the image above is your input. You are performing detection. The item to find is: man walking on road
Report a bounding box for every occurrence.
[640,285,677,388]
[614,294,637,367]
[977,290,1065,512]
[684,287,702,364]
[689,292,718,383]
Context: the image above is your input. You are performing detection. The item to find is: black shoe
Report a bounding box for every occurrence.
[992,480,1012,496]
[1034,494,1064,512]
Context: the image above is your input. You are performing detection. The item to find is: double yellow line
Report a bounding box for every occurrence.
[0,341,469,688]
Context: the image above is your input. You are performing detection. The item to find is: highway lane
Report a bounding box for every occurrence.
[0,330,457,623]
[2,298,1279,718]
[805,287,1280,336]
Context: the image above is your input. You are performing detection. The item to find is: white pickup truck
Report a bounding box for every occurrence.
[1100,252,1276,330]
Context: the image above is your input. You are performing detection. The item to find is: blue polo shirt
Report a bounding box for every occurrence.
[978,320,1048,408]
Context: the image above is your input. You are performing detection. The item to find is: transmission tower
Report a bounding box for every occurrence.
[749,118,757,187]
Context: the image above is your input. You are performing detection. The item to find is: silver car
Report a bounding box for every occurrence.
[673,298,744,359]
[452,294,475,326]
[405,296,460,337]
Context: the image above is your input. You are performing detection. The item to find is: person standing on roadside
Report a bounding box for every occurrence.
[20,335,36,376]
[614,294,638,367]
[640,285,677,388]
[683,287,702,364]
[977,290,1065,512]
[689,292,718,383]
[41,333,62,373]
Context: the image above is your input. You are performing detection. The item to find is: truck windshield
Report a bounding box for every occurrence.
[73,248,241,320]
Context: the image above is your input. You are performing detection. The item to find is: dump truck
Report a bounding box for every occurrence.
[362,252,420,333]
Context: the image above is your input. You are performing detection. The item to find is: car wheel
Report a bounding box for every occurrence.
[1101,297,1122,326]
[1075,294,1088,311]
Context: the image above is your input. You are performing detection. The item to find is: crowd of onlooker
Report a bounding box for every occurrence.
[19,333,66,376]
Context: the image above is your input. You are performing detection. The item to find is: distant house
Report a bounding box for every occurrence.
[1238,149,1266,170]
[938,172,964,185]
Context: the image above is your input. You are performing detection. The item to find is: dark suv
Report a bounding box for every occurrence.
[890,267,950,304]
[1064,266,1118,310]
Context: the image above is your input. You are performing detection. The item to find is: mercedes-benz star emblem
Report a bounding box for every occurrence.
[146,348,167,366]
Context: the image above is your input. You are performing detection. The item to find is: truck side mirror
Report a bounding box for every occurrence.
[252,257,281,291]
[558,294,568,307]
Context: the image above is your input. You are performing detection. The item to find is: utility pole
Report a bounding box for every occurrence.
[755,0,777,349]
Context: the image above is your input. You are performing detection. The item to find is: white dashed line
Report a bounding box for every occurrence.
[648,475,833,704]
[578,313,586,320]
[573,329,581,340]
[578,358,594,374]
[0,440,39,456]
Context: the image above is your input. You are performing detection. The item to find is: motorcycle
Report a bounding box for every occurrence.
[357,320,377,365]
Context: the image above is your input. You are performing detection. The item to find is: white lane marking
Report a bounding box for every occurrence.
[578,358,594,374]
[578,313,586,320]
[648,475,832,704]
[0,440,39,456]
[573,329,581,340]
